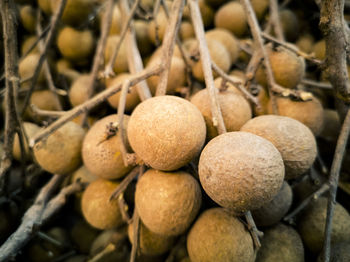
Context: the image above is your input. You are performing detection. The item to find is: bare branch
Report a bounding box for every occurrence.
[110,166,140,201]
[269,0,284,41]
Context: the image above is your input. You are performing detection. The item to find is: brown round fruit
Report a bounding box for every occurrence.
[104,35,128,74]
[187,208,255,262]
[191,88,252,140]
[19,53,45,84]
[214,2,247,37]
[82,179,124,230]
[34,121,85,175]
[241,115,317,179]
[298,197,350,254]
[199,131,285,213]
[256,224,304,262]
[135,169,202,236]
[69,74,92,107]
[20,5,36,33]
[82,114,133,180]
[127,96,206,171]
[252,181,293,227]
[13,122,40,161]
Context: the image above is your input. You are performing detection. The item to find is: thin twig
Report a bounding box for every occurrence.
[302,79,333,90]
[29,66,161,147]
[323,108,350,262]
[245,211,263,248]
[155,0,185,96]
[118,194,132,224]
[189,0,226,134]
[269,0,284,41]
[0,175,64,262]
[88,243,117,262]
[30,104,66,118]
[21,0,67,115]
[104,0,141,78]
[110,166,140,201]
[20,24,50,61]
[121,0,152,101]
[284,182,329,223]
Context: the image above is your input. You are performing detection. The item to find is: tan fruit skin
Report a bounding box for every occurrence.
[81,179,124,230]
[187,208,255,262]
[241,115,317,179]
[82,114,133,180]
[199,132,285,212]
[127,96,206,171]
[191,88,252,140]
[135,169,202,236]
[33,121,85,175]
[13,122,40,161]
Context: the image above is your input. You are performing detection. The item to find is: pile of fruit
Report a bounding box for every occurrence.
[1,0,350,261]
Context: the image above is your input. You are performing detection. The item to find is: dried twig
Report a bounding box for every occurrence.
[121,0,152,101]
[301,79,333,90]
[284,182,329,223]
[30,104,65,118]
[189,0,226,134]
[103,0,141,78]
[0,175,64,262]
[88,243,117,262]
[21,0,67,115]
[269,0,284,41]
[155,0,185,96]
[29,66,161,147]
[110,166,140,201]
[322,108,350,262]
[118,194,132,224]
[245,211,263,248]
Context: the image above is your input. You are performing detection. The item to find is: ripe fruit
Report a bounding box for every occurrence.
[33,121,85,175]
[241,115,317,179]
[319,109,340,142]
[29,90,62,121]
[191,88,252,140]
[20,5,36,33]
[69,74,92,107]
[187,208,255,262]
[214,2,247,37]
[135,169,202,236]
[251,0,269,20]
[21,36,39,55]
[280,9,299,41]
[179,21,195,41]
[128,221,175,256]
[81,179,124,230]
[313,39,325,60]
[191,38,231,82]
[57,27,95,64]
[82,114,134,180]
[106,73,140,111]
[298,197,350,254]
[256,224,304,262]
[252,181,293,227]
[199,132,285,212]
[127,96,206,171]
[148,8,167,44]
[13,122,40,161]
[104,35,128,74]
[19,54,45,84]
[205,28,239,63]
[267,96,324,136]
[255,46,305,89]
[296,34,315,54]
[134,20,154,57]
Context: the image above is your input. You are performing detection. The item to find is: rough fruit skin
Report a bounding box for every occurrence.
[191,88,252,140]
[255,46,305,89]
[187,208,255,262]
[256,224,304,262]
[33,121,85,175]
[268,96,324,136]
[298,197,350,254]
[241,115,317,179]
[81,179,124,230]
[82,114,133,180]
[127,96,206,171]
[135,169,202,236]
[69,74,91,107]
[128,222,175,256]
[198,131,285,213]
[214,2,247,37]
[252,181,293,227]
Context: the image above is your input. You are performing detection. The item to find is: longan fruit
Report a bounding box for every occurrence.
[252,181,293,227]
[267,96,324,136]
[256,224,304,262]
[255,46,305,89]
[187,208,255,262]
[280,9,299,41]
[127,96,206,171]
[135,169,202,236]
[33,121,85,175]
[296,34,315,54]
[82,179,124,230]
[251,0,269,20]
[57,27,95,64]
[20,5,36,33]
[21,36,39,56]
[13,122,40,161]
[19,54,45,84]
[298,197,350,254]
[179,21,195,41]
[69,74,92,107]
[82,114,133,180]
[313,39,326,60]
[205,28,239,63]
[319,109,340,142]
[70,219,100,253]
[37,0,52,15]
[215,2,247,37]
[148,8,167,45]
[105,73,141,112]
[134,20,154,57]
[191,88,252,140]
[104,35,129,74]
[199,132,285,213]
[56,59,80,82]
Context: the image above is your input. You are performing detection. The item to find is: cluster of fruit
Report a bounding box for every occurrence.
[1,0,350,261]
